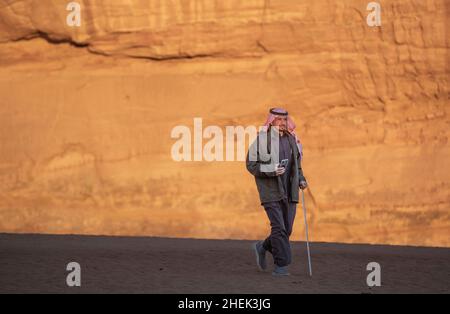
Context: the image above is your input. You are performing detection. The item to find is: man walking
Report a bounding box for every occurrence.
[246,107,308,276]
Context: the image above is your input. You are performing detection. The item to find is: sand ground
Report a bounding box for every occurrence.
[0,233,448,294]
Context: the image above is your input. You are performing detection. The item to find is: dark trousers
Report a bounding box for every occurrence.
[262,199,297,267]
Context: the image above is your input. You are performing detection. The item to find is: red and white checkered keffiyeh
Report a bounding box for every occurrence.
[263,107,303,160]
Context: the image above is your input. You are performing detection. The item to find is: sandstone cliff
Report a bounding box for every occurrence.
[0,0,448,246]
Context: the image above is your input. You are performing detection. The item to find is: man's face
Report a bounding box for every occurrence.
[272,116,288,133]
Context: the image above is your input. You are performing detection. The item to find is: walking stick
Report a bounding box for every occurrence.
[301,189,313,277]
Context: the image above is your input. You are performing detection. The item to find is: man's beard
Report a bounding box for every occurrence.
[271,125,287,135]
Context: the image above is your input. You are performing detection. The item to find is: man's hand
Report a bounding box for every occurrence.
[299,180,308,190]
[275,166,286,176]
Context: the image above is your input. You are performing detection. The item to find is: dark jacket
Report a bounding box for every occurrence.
[246,129,306,204]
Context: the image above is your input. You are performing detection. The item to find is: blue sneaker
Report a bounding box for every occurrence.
[272,265,290,276]
[253,241,267,271]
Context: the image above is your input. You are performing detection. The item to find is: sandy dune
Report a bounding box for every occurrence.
[0,233,448,294]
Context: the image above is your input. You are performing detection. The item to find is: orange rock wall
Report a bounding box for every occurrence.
[0,0,449,246]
